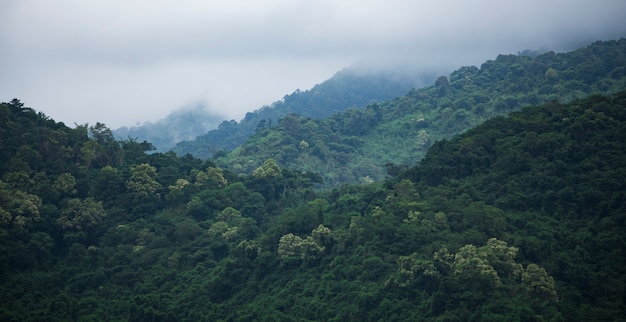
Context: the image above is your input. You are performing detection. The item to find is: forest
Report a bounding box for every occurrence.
[212,39,626,188]
[0,39,625,321]
[170,66,434,159]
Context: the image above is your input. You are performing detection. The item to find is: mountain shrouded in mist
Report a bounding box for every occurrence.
[210,38,626,188]
[171,67,434,158]
[113,104,225,153]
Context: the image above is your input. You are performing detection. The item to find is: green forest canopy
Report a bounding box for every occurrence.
[1,84,624,320]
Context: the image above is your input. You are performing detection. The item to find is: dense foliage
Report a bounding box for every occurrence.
[1,86,625,320]
[171,67,433,159]
[214,39,626,188]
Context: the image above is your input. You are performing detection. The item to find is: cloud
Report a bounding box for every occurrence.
[1,0,625,128]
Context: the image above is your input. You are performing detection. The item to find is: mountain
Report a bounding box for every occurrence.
[213,38,626,188]
[1,90,624,320]
[170,67,435,159]
[113,104,225,153]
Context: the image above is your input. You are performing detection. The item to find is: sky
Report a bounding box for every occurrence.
[1,0,626,129]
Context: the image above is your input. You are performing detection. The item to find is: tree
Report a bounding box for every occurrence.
[79,140,98,169]
[57,197,106,230]
[435,238,524,291]
[311,224,333,248]
[451,244,503,289]
[277,226,328,263]
[253,159,282,178]
[88,122,115,144]
[386,253,439,288]
[217,207,242,224]
[54,173,77,196]
[186,196,209,220]
[126,163,161,200]
[522,263,558,303]
[277,233,303,259]
[8,98,24,109]
[195,167,228,189]
[0,180,42,229]
[90,166,124,201]
[166,178,190,203]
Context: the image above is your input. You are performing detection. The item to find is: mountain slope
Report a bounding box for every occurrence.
[400,91,626,320]
[113,104,225,153]
[170,67,434,158]
[2,91,624,321]
[215,38,626,188]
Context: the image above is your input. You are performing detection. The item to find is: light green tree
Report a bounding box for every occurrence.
[54,172,77,196]
[57,197,106,230]
[0,180,42,229]
[299,140,310,150]
[253,158,282,178]
[277,233,304,258]
[208,221,240,241]
[167,178,190,202]
[207,208,251,242]
[300,236,324,263]
[311,224,333,248]
[232,239,261,262]
[206,167,228,188]
[484,238,523,278]
[278,226,329,263]
[522,263,558,303]
[207,221,229,238]
[387,253,439,288]
[435,238,524,290]
[217,207,242,223]
[195,167,228,189]
[126,163,161,199]
[452,244,503,288]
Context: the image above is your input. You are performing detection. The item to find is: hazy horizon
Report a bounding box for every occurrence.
[2,0,625,129]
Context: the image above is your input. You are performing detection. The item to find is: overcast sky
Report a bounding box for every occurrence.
[1,0,625,129]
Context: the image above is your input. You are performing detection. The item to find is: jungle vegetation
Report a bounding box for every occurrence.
[1,81,625,321]
[212,39,626,189]
[171,66,434,159]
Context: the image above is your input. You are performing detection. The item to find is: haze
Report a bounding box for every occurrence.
[1,0,625,129]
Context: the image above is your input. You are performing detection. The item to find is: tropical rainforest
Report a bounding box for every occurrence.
[1,38,625,321]
[171,67,432,159]
[208,39,626,189]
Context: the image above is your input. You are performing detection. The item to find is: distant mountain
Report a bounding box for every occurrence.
[170,67,436,158]
[113,105,225,152]
[214,38,626,188]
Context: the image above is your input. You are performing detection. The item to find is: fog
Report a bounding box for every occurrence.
[1,0,625,128]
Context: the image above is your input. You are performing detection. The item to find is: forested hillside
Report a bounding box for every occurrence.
[113,105,224,153]
[1,88,625,320]
[171,67,433,159]
[214,39,626,188]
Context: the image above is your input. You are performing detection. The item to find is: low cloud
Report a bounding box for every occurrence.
[1,0,625,128]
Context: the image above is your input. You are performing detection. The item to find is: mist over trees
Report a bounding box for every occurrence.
[1,38,625,321]
[212,39,626,188]
[113,105,224,153]
[171,67,435,159]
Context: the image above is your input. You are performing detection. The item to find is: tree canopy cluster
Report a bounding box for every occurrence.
[1,39,625,321]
